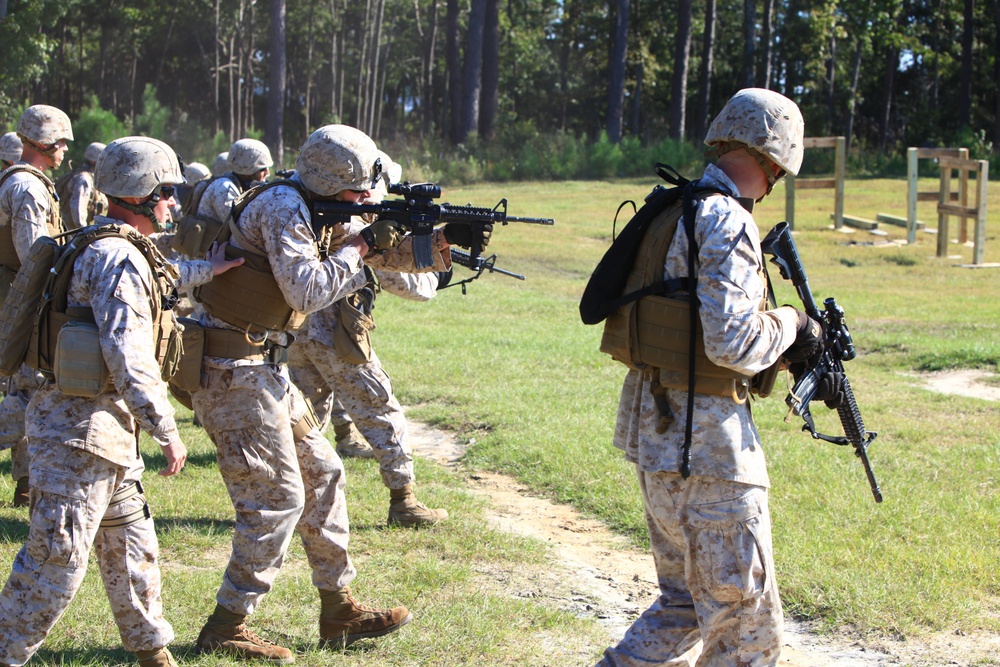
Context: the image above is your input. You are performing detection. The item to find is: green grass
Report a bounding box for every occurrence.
[0,175,999,662]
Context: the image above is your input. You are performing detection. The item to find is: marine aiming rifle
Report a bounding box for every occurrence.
[442,247,525,294]
[760,222,883,503]
[311,181,555,269]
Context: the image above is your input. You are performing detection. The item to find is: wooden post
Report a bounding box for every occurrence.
[785,174,796,230]
[973,160,988,265]
[907,148,918,244]
[834,136,846,230]
[936,157,989,265]
[937,165,952,258]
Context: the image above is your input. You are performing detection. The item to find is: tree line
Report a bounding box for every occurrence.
[1,0,998,174]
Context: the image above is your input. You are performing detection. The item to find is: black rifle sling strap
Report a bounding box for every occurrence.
[678,183,755,479]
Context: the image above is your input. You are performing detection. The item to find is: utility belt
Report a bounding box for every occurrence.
[99,480,151,529]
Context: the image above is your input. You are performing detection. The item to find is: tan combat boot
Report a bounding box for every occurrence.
[195,605,295,663]
[387,484,448,527]
[333,421,374,459]
[318,587,412,648]
[135,646,178,667]
[12,476,28,508]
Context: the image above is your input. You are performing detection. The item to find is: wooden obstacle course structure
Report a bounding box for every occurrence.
[905,147,968,244]
[785,136,845,230]
[936,155,989,265]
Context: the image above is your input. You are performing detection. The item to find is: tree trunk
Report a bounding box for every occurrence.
[878,46,896,152]
[827,32,836,135]
[669,0,692,139]
[446,0,462,143]
[479,0,499,140]
[846,37,863,150]
[266,0,286,167]
[459,0,487,142]
[422,0,439,139]
[757,0,772,88]
[742,0,756,88]
[606,0,629,142]
[695,0,717,142]
[958,0,973,127]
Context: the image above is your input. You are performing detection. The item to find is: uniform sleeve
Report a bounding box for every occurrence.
[375,269,439,301]
[10,180,54,263]
[68,174,90,229]
[91,252,181,448]
[363,227,452,272]
[694,199,797,374]
[171,258,214,293]
[263,196,367,315]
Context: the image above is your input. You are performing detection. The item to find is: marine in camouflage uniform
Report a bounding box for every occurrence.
[287,151,453,526]
[188,125,478,662]
[60,141,108,230]
[196,139,272,223]
[0,136,216,667]
[0,133,21,169]
[595,89,826,667]
[0,105,73,509]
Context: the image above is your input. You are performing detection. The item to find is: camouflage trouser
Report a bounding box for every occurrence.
[191,362,355,616]
[597,470,782,667]
[288,339,414,489]
[287,343,336,433]
[0,441,173,665]
[0,367,44,480]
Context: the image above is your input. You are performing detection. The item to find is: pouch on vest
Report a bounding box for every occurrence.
[171,214,223,259]
[334,286,376,365]
[54,320,112,397]
[169,317,205,393]
[0,236,61,376]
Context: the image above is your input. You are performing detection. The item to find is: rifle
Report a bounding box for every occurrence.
[310,181,554,268]
[761,222,883,503]
[443,247,525,294]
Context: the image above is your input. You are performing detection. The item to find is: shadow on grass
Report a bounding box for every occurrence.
[143,448,219,472]
[153,515,235,536]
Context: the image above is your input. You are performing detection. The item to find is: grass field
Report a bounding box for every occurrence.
[0,174,998,664]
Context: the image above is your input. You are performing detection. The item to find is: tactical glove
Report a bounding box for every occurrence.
[443,223,493,251]
[813,370,846,409]
[360,219,405,252]
[783,307,824,363]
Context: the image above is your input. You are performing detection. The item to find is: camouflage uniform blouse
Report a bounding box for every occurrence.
[614,164,799,487]
[27,217,181,466]
[0,167,58,262]
[196,174,242,223]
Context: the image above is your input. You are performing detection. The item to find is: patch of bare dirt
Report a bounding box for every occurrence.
[404,419,1000,666]
[916,369,1000,401]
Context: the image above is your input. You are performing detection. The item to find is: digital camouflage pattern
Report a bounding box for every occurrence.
[0,133,22,163]
[94,137,183,199]
[15,105,73,146]
[705,88,805,176]
[227,139,273,175]
[601,163,796,667]
[296,124,381,196]
[0,165,63,262]
[61,165,108,230]
[0,228,178,665]
[195,175,242,224]
[289,215,447,489]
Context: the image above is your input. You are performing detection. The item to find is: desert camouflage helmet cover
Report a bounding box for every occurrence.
[296,124,380,196]
[84,141,106,164]
[211,152,229,177]
[377,150,403,186]
[95,136,185,198]
[228,138,274,175]
[16,104,74,146]
[0,132,22,162]
[184,161,211,184]
[705,88,804,176]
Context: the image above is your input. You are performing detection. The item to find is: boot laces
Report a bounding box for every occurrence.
[236,623,281,647]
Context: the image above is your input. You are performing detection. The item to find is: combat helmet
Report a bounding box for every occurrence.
[705,88,804,189]
[184,161,211,184]
[0,132,22,163]
[211,152,229,177]
[84,142,106,164]
[95,136,184,231]
[16,105,74,147]
[228,139,273,176]
[296,125,381,197]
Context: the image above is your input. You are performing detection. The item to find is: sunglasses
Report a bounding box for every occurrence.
[150,186,176,203]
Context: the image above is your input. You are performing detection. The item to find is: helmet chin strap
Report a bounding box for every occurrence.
[108,195,163,232]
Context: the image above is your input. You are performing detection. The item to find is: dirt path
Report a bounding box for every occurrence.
[406,368,1000,667]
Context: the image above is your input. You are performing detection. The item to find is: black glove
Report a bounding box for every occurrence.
[360,219,405,252]
[784,307,824,363]
[444,223,492,251]
[813,370,846,409]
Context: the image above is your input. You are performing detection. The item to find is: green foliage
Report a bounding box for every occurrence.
[66,95,129,164]
[134,84,172,141]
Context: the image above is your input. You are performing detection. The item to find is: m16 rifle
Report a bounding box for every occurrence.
[761,222,883,503]
[443,247,525,294]
[311,181,554,268]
